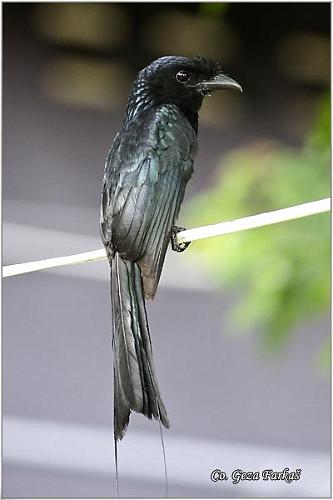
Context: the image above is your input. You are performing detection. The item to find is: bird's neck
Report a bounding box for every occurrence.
[124,76,199,134]
[124,77,154,122]
[180,107,199,134]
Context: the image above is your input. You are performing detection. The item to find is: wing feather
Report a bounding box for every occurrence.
[101,104,197,297]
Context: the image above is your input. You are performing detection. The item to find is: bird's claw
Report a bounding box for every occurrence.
[171,226,191,253]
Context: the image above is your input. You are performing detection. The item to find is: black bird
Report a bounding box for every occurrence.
[100,56,242,441]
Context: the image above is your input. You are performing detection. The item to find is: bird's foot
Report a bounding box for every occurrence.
[171,226,191,253]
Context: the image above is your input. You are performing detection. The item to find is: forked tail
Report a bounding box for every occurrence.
[111,252,169,441]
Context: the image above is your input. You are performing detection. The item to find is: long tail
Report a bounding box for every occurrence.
[111,252,169,441]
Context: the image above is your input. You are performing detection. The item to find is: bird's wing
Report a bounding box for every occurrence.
[102,105,197,299]
[100,132,121,258]
[138,159,187,299]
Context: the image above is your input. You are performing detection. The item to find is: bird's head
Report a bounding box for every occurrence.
[128,56,242,130]
[134,56,242,117]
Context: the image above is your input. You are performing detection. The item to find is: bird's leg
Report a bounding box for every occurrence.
[171,226,191,253]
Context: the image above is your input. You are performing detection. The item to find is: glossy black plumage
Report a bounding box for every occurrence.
[100,56,241,440]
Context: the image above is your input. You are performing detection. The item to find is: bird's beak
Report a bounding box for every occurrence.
[198,74,243,92]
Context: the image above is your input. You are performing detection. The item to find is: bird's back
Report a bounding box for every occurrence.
[101,104,197,298]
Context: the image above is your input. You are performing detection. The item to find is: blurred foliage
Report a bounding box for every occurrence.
[315,338,330,375]
[199,3,228,18]
[185,94,330,351]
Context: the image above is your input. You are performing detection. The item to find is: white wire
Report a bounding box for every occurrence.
[3,249,107,278]
[176,198,331,244]
[3,198,330,278]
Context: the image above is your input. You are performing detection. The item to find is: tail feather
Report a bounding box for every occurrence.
[111,252,169,440]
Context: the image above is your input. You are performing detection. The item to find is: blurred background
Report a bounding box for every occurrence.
[3,2,330,498]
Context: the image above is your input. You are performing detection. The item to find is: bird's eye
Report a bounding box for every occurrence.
[176,70,190,83]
